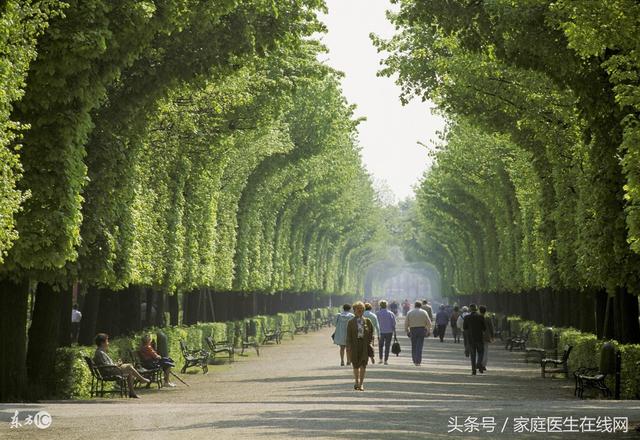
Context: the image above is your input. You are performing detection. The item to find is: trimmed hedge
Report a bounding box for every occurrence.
[504,315,640,399]
[52,307,336,399]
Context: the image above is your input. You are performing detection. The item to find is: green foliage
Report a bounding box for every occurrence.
[0,0,383,300]
[52,346,93,399]
[376,0,640,296]
[0,0,59,265]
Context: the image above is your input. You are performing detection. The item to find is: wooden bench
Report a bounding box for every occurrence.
[525,347,546,363]
[541,345,572,378]
[83,356,127,398]
[305,309,319,332]
[504,329,523,350]
[239,320,260,356]
[205,335,234,362]
[574,367,611,399]
[507,328,531,351]
[262,323,281,345]
[179,340,209,374]
[525,331,558,363]
[315,309,329,328]
[294,319,308,334]
[277,320,295,341]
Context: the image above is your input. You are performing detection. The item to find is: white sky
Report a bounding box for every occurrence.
[318,0,446,201]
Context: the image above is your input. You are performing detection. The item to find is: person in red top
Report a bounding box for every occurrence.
[139,334,176,387]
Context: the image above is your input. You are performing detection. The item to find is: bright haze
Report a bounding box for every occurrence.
[318,0,446,202]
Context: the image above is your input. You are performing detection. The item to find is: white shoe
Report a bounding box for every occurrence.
[164,382,176,387]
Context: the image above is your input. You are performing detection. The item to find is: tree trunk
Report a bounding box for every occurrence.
[78,286,100,346]
[617,287,640,344]
[198,289,207,322]
[183,291,197,325]
[252,293,258,316]
[207,289,215,323]
[168,293,179,326]
[96,288,119,337]
[26,283,63,399]
[594,289,607,338]
[58,285,73,347]
[119,285,142,335]
[143,288,154,328]
[154,291,166,327]
[603,294,614,340]
[0,278,29,402]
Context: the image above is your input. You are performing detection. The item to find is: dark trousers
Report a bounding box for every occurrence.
[436,324,447,342]
[469,340,485,372]
[409,327,426,364]
[452,325,460,343]
[379,332,392,360]
[71,322,80,343]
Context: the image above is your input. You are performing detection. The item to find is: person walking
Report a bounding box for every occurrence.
[346,301,374,391]
[463,304,486,375]
[435,305,449,342]
[457,305,470,355]
[334,304,355,366]
[479,305,494,372]
[405,301,432,366]
[71,304,82,344]
[375,300,396,365]
[422,300,433,321]
[402,299,411,317]
[364,303,380,364]
[389,300,399,316]
[450,306,461,343]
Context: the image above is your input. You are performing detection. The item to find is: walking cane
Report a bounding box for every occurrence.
[170,371,189,386]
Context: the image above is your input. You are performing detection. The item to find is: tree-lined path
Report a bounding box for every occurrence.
[2,2,640,438]
[2,324,638,439]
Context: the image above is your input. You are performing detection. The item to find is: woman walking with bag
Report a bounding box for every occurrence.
[346,301,374,391]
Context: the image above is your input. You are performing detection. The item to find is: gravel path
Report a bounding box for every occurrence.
[1,321,639,439]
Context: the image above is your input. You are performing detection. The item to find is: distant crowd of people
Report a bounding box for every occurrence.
[333,298,495,390]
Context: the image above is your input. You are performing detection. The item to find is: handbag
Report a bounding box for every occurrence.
[367,344,374,358]
[391,332,401,356]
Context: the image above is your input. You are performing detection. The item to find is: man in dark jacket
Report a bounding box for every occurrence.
[463,304,486,375]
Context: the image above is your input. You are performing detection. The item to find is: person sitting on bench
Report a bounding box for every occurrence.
[93,333,150,398]
[139,334,176,387]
